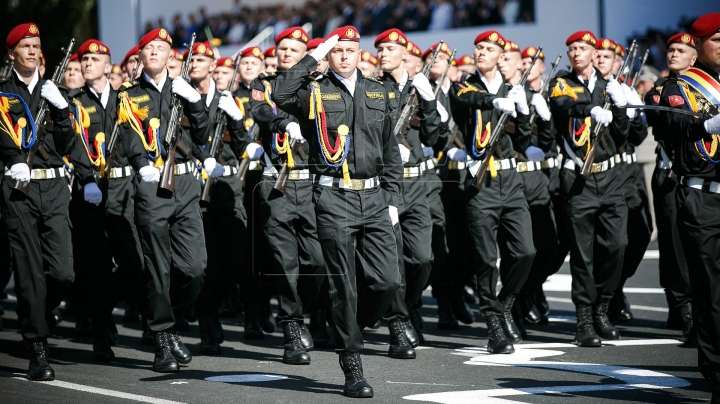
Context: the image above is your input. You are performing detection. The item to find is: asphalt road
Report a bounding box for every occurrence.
[0,252,711,404]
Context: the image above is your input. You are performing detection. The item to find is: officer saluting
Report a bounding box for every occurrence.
[273,27,403,398]
[659,12,720,401]
[117,27,209,373]
[0,23,78,381]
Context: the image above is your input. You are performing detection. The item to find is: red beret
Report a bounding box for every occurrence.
[121,45,139,68]
[6,23,40,49]
[691,12,720,38]
[263,46,276,58]
[455,54,474,66]
[77,39,110,60]
[422,42,452,60]
[307,37,324,51]
[521,46,544,61]
[474,30,506,48]
[171,48,184,61]
[374,29,407,48]
[275,27,309,46]
[666,32,695,48]
[406,41,422,58]
[111,64,122,75]
[328,26,361,42]
[70,53,78,62]
[503,40,521,53]
[360,51,378,66]
[184,41,215,60]
[596,38,616,52]
[216,57,235,68]
[566,31,597,48]
[240,46,264,61]
[138,28,173,49]
[615,42,626,57]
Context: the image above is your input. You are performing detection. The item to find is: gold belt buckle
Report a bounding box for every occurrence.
[541,160,550,169]
[403,167,411,178]
[591,163,603,173]
[288,170,300,181]
[173,165,180,176]
[447,161,458,170]
[494,160,503,170]
[351,179,365,190]
[34,169,47,180]
[517,162,527,173]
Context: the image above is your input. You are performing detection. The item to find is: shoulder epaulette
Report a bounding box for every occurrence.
[549,77,578,100]
[68,88,83,99]
[259,72,276,79]
[121,80,139,89]
[308,71,324,81]
[363,75,383,84]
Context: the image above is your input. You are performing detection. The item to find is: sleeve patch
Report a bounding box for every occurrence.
[668,95,685,107]
[652,95,660,104]
[252,89,265,101]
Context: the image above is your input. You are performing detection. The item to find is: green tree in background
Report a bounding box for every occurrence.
[3,0,98,69]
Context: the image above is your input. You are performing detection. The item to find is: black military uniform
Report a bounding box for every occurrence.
[273,29,403,396]
[660,56,720,395]
[548,32,629,347]
[449,31,535,355]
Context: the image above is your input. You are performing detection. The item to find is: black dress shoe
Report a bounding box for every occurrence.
[593,300,620,340]
[575,306,602,347]
[520,294,545,325]
[511,299,527,339]
[609,292,633,322]
[298,323,314,352]
[499,295,522,344]
[282,322,311,365]
[388,319,416,359]
[199,316,221,356]
[153,332,179,373]
[408,309,425,344]
[437,296,460,330]
[403,317,420,348]
[27,339,55,381]
[368,320,381,329]
[450,294,474,325]
[486,315,514,354]
[534,286,550,318]
[339,352,374,398]
[168,332,192,364]
[680,303,695,345]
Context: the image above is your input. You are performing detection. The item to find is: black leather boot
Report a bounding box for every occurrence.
[437,296,459,330]
[309,309,335,349]
[199,316,221,355]
[408,308,425,345]
[27,339,55,381]
[243,303,264,340]
[168,331,193,364]
[339,352,373,398]
[609,290,633,322]
[499,294,522,343]
[108,313,119,346]
[593,299,620,340]
[486,314,514,354]
[520,293,545,325]
[388,319,416,359]
[450,294,474,324]
[153,332,179,373]
[402,318,420,348]
[141,316,154,346]
[575,306,602,347]
[298,322,314,352]
[213,316,225,344]
[282,322,311,365]
[534,286,550,317]
[680,302,695,344]
[511,299,527,339]
[91,319,115,362]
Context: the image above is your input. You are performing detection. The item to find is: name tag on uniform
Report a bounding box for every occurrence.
[130,94,150,104]
[365,91,384,99]
[570,87,585,94]
[321,93,341,101]
[85,106,97,114]
[7,98,19,105]
[388,92,396,99]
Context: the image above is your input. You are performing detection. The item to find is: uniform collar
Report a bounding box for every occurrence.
[331,69,358,97]
[143,69,168,92]
[14,67,39,94]
[87,80,110,108]
[478,69,503,94]
[577,67,598,92]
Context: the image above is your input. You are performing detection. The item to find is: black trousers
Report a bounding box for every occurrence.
[135,173,206,332]
[243,169,268,311]
[425,170,448,298]
[386,176,433,319]
[560,166,627,306]
[546,166,572,277]
[196,175,248,317]
[1,176,74,339]
[519,169,560,295]
[0,209,11,292]
[258,178,324,324]
[314,184,401,353]
[615,162,652,291]
[676,184,720,391]
[652,168,691,309]
[465,169,535,317]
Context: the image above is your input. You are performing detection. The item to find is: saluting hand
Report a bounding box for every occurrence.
[310,35,340,62]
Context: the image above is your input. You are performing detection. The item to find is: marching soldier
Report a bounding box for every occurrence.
[117,27,209,373]
[63,53,84,90]
[120,45,140,81]
[455,54,476,74]
[645,32,696,341]
[449,30,535,354]
[548,31,630,347]
[659,13,720,400]
[358,51,378,77]
[248,27,325,365]
[1,23,78,381]
[263,46,278,73]
[109,64,123,90]
[375,28,442,359]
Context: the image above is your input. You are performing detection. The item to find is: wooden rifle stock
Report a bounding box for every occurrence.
[273,139,305,194]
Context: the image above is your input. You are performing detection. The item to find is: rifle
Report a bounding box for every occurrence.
[529,53,561,126]
[631,50,649,90]
[621,46,638,84]
[0,59,11,80]
[472,46,542,190]
[236,118,260,187]
[433,49,456,98]
[371,60,382,78]
[393,40,443,150]
[200,52,243,205]
[13,38,75,197]
[581,40,637,178]
[274,138,307,194]
[158,33,196,196]
[434,49,464,149]
[102,61,142,182]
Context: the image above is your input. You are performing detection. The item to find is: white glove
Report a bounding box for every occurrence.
[83,182,102,205]
[388,205,399,226]
[492,97,516,117]
[508,85,529,115]
[10,163,30,185]
[286,122,303,141]
[531,93,551,121]
[139,165,160,182]
[172,77,201,103]
[398,144,410,164]
[705,114,720,135]
[218,91,243,121]
[436,102,449,123]
[525,146,545,162]
[447,147,467,161]
[246,143,264,160]
[605,79,626,107]
[41,81,68,109]
[310,35,339,62]
[590,106,613,127]
[621,84,642,118]
[411,73,435,101]
[203,157,225,179]
[422,145,434,157]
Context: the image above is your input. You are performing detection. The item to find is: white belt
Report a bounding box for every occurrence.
[421,159,435,171]
[684,177,720,193]
[541,157,558,169]
[108,166,132,179]
[4,167,66,180]
[468,158,516,177]
[264,168,311,180]
[658,145,673,170]
[154,161,195,176]
[517,161,543,173]
[221,166,239,177]
[447,160,467,170]
[621,152,637,164]
[563,156,616,173]
[315,174,380,191]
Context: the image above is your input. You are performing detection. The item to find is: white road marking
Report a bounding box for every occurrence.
[563,250,659,262]
[205,374,288,383]
[545,296,669,312]
[170,382,187,385]
[388,381,462,387]
[543,274,664,294]
[0,370,185,404]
